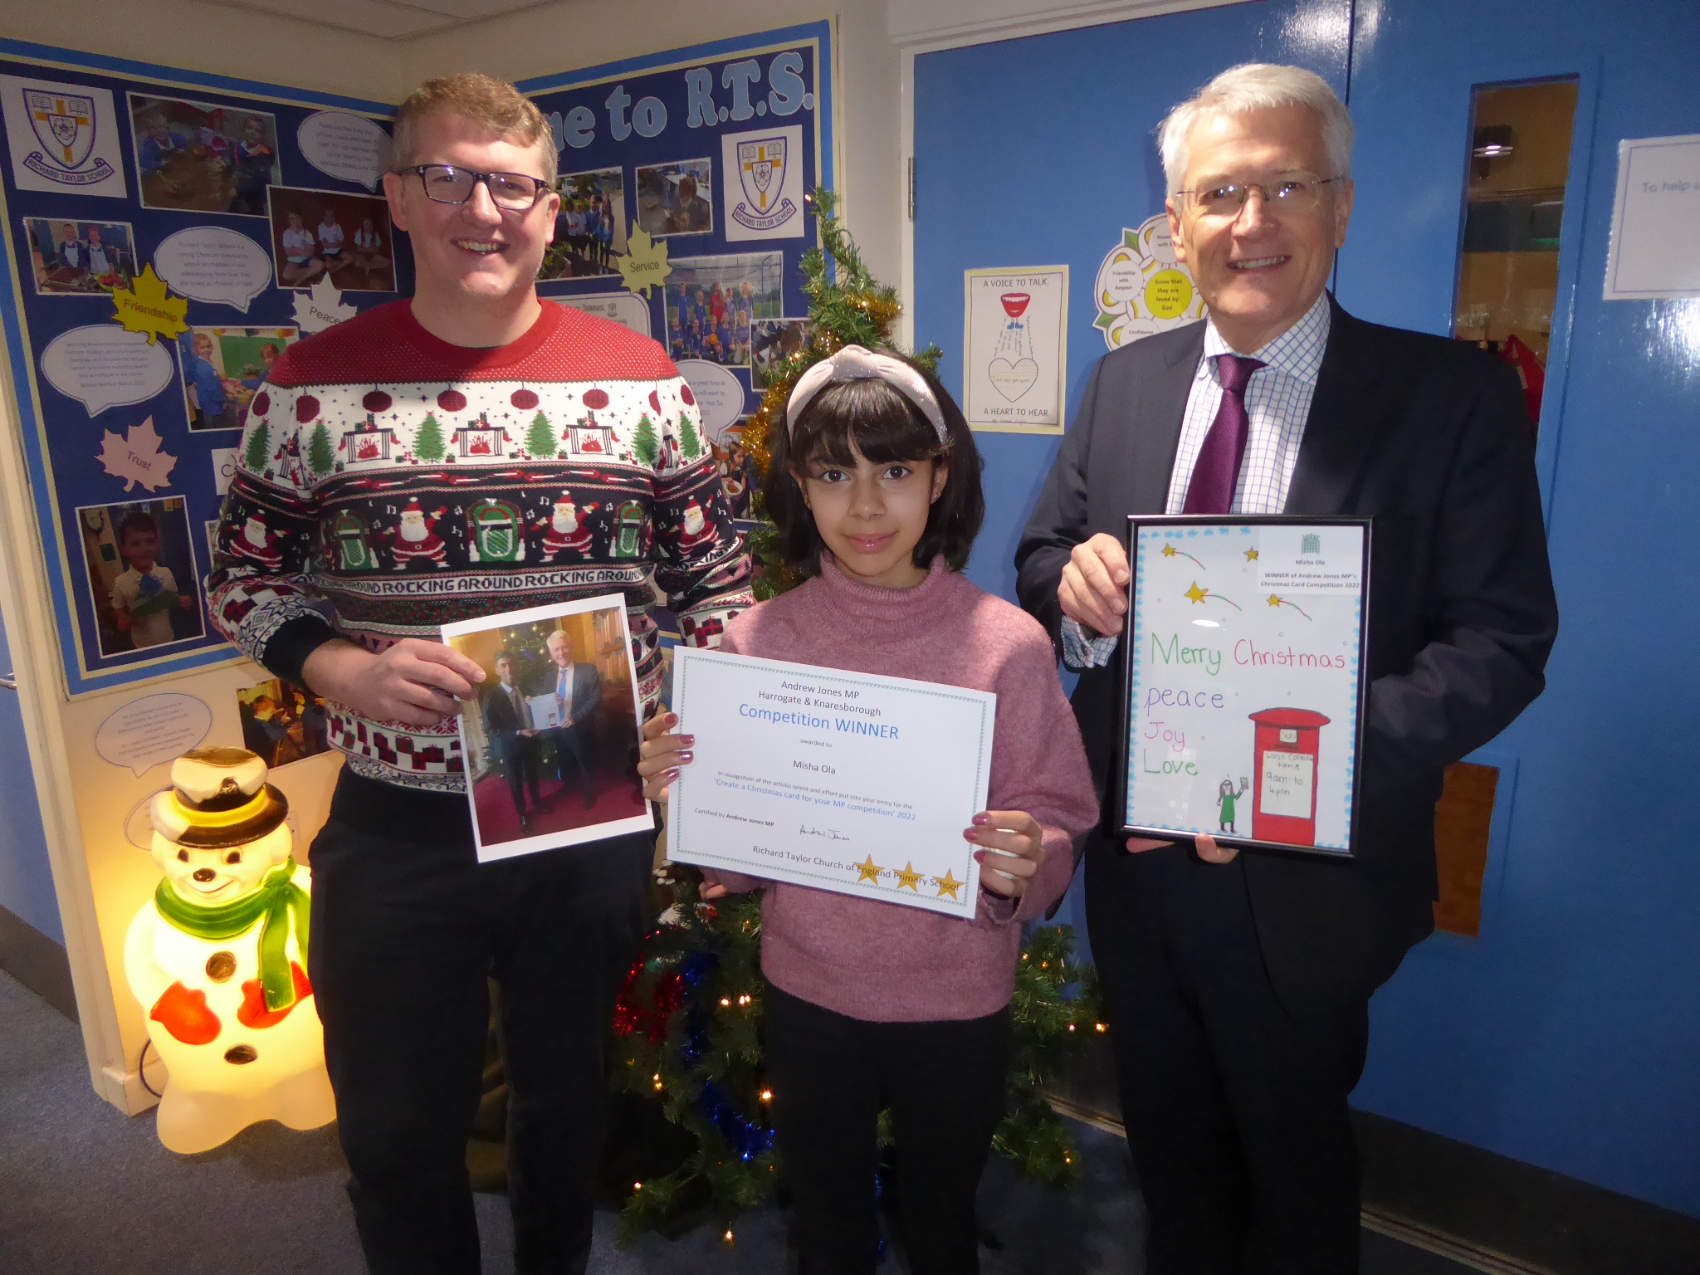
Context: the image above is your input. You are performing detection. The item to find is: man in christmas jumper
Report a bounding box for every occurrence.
[207,72,749,1275]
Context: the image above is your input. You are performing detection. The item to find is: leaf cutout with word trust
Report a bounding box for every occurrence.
[109,266,188,345]
[98,416,178,492]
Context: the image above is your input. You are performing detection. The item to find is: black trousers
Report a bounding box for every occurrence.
[765,983,1010,1275]
[307,770,650,1274]
[1084,837,1369,1275]
[499,740,541,816]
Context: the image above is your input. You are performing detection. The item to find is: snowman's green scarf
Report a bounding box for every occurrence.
[153,859,309,1012]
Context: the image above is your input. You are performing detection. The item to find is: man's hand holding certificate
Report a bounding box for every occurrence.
[652,648,1000,919]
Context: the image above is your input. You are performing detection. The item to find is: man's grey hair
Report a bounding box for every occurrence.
[1156,63,1353,195]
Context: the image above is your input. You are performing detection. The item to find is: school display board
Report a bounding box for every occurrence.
[0,44,405,695]
[0,24,831,698]
[518,22,832,539]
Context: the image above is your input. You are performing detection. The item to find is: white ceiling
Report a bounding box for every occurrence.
[198,0,558,41]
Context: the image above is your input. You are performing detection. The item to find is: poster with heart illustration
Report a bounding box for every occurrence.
[962,265,1067,434]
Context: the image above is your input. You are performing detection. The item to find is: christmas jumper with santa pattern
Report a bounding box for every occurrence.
[208,299,750,792]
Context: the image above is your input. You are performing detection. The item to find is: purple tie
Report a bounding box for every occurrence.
[1183,354,1264,514]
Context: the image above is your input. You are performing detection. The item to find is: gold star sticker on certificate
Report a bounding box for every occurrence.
[1162,544,1177,557]
[1185,581,1209,604]
[856,856,881,883]
[935,870,963,900]
[1268,593,1283,607]
[1245,547,1259,561]
[895,862,922,891]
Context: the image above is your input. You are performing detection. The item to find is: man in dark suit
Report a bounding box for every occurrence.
[1016,64,1557,1274]
[543,629,602,808]
[482,651,541,831]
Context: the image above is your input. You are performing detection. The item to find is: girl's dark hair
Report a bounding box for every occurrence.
[762,351,984,576]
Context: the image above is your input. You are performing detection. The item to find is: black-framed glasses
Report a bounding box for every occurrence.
[397,164,552,211]
[1177,175,1345,218]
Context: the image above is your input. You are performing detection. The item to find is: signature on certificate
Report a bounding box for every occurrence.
[798,823,851,843]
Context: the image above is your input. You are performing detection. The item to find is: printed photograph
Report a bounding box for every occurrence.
[634,158,714,238]
[178,325,298,432]
[442,596,651,861]
[662,252,784,368]
[749,316,814,388]
[129,93,280,216]
[540,166,626,281]
[23,217,136,296]
[711,421,755,522]
[77,496,204,658]
[236,676,333,769]
[266,186,395,292]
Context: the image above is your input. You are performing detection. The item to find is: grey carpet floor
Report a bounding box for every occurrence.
[0,971,1471,1273]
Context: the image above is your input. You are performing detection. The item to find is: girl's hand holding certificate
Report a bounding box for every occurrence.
[639,710,1048,901]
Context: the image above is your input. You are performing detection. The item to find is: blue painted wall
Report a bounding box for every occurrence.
[0,605,59,943]
[913,0,1699,1217]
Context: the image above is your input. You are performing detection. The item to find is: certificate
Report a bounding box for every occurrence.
[1120,517,1370,857]
[668,648,996,919]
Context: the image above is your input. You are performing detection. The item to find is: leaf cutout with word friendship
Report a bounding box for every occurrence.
[110,266,188,345]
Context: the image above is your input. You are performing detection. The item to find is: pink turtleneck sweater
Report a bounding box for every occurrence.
[703,555,1098,1023]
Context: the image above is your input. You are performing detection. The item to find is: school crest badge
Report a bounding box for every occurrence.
[723,125,803,239]
[1,76,126,196]
[23,88,112,184]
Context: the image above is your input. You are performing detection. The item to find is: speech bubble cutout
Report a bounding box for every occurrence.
[155,227,271,313]
[675,359,745,444]
[96,693,213,777]
[553,292,653,339]
[298,111,390,190]
[210,446,238,496]
[40,325,173,416]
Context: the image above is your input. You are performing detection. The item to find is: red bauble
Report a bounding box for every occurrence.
[437,389,467,413]
[582,388,609,410]
[295,395,320,423]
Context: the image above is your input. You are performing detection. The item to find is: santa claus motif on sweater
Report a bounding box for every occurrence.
[675,498,717,554]
[534,495,599,561]
[226,514,285,572]
[387,498,450,568]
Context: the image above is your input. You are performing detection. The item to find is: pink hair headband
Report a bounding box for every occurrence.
[784,345,949,446]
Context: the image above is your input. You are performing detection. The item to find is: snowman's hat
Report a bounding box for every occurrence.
[149,747,289,849]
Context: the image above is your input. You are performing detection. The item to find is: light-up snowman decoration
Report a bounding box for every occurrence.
[123,747,335,1152]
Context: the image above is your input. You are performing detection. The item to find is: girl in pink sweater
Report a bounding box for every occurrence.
[640,346,1098,1274]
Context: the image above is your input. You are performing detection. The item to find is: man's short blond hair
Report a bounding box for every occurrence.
[391,72,557,186]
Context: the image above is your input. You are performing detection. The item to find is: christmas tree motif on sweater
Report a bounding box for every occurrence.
[307,422,336,477]
[678,413,703,461]
[243,417,271,474]
[524,410,558,459]
[328,511,379,572]
[533,494,599,561]
[413,414,447,463]
[631,414,659,468]
[385,498,450,568]
[467,498,525,563]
